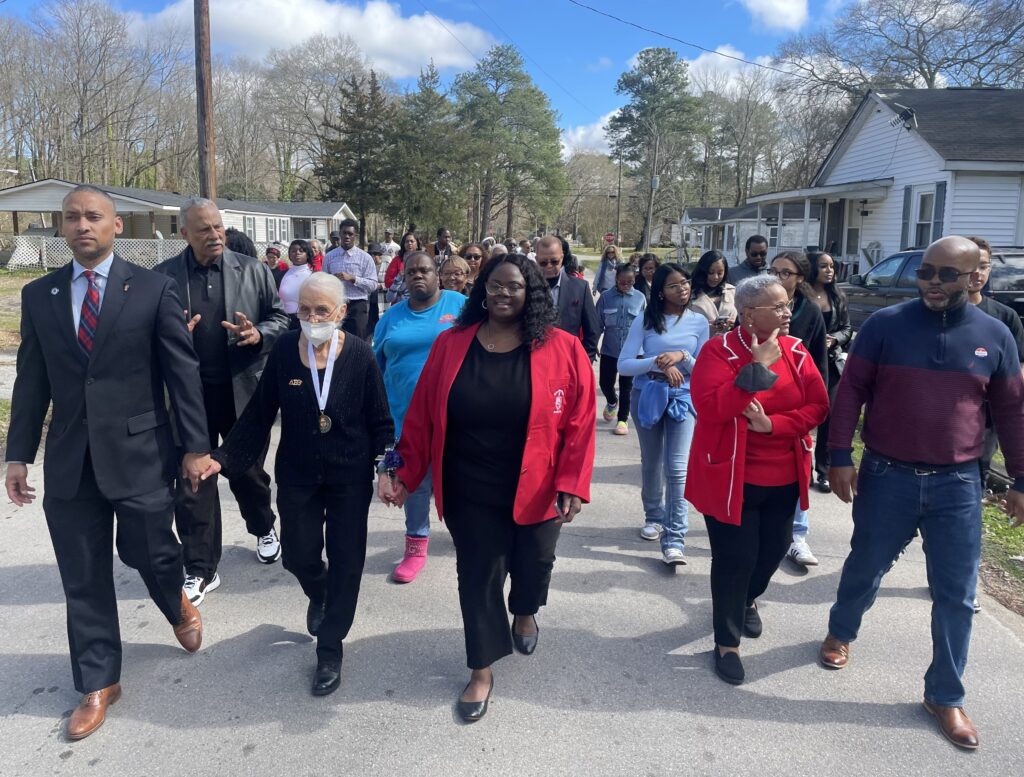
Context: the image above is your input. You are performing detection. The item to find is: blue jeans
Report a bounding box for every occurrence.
[632,387,695,552]
[403,471,433,538]
[828,451,982,707]
[793,503,809,539]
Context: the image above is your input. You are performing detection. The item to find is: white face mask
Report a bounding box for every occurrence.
[301,320,337,346]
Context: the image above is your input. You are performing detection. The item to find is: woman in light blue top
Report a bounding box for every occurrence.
[596,264,646,434]
[618,263,710,564]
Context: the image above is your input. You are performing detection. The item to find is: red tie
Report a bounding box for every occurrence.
[77,270,100,353]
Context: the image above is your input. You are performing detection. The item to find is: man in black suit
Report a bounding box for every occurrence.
[155,197,290,605]
[535,235,599,360]
[4,186,212,740]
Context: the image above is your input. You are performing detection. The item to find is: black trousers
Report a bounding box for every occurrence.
[814,360,841,477]
[443,497,562,669]
[276,480,372,662]
[704,482,799,648]
[175,381,276,579]
[43,452,184,694]
[599,354,634,423]
[342,298,370,341]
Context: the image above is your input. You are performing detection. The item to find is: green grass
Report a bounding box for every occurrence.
[982,503,1024,583]
[0,398,10,450]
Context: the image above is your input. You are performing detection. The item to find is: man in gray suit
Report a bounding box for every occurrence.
[155,198,290,605]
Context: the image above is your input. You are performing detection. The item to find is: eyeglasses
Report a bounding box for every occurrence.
[297,304,340,321]
[485,281,525,296]
[767,268,800,280]
[664,281,691,292]
[442,270,467,278]
[750,301,794,316]
[463,253,483,261]
[748,251,768,258]
[916,265,974,283]
[536,259,561,268]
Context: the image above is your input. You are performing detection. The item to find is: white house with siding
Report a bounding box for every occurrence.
[681,203,822,263]
[746,88,1024,274]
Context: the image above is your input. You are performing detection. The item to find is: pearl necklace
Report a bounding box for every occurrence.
[735,327,753,354]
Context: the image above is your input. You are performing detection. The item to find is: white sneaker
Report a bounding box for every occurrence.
[662,547,687,566]
[787,538,819,567]
[183,572,221,606]
[640,523,663,541]
[257,528,282,564]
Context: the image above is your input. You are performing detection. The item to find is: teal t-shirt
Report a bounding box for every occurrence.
[373,290,466,438]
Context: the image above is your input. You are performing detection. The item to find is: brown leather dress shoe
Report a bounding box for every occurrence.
[819,634,850,669]
[67,683,121,740]
[173,591,203,653]
[923,700,980,750]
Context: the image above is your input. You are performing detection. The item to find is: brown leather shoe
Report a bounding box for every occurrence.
[923,700,980,750]
[819,634,850,669]
[173,591,203,653]
[67,683,121,740]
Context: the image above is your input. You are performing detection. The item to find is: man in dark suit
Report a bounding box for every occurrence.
[4,186,212,740]
[155,198,290,605]
[535,235,599,360]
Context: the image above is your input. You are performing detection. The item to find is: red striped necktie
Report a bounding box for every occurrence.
[77,269,101,353]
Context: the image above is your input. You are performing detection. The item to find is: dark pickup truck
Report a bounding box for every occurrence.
[839,247,1024,330]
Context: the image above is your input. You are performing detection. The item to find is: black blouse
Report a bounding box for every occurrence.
[213,330,394,485]
[443,338,531,507]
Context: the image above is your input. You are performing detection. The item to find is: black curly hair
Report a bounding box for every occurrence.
[643,263,690,334]
[456,253,558,348]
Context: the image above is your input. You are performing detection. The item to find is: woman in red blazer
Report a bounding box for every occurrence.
[685,275,828,686]
[381,253,596,722]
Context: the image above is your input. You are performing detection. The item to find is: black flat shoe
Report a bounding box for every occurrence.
[713,648,745,685]
[816,476,831,494]
[511,614,538,656]
[743,603,763,638]
[456,675,494,722]
[312,661,341,696]
[307,597,326,636]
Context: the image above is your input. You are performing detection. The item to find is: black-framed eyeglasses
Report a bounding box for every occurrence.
[767,268,799,280]
[749,250,768,258]
[916,265,974,283]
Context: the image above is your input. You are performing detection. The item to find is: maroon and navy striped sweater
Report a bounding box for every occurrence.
[828,299,1024,491]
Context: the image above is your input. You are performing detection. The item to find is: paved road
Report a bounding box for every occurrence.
[3,395,1024,776]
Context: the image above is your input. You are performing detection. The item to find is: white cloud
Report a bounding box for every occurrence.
[561,110,619,158]
[687,44,775,88]
[586,56,613,73]
[739,0,808,30]
[130,0,493,78]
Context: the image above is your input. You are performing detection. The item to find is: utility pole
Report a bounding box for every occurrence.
[194,0,217,199]
[642,128,659,253]
[614,154,622,248]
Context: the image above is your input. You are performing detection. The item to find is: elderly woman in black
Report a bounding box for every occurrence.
[203,273,393,696]
[381,254,596,723]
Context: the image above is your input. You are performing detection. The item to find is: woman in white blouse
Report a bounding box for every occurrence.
[279,240,315,329]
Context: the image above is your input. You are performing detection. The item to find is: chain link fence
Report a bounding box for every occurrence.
[8,237,280,271]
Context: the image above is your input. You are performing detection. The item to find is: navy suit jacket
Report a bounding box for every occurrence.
[5,255,209,501]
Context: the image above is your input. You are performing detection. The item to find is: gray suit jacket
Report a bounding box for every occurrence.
[155,247,290,414]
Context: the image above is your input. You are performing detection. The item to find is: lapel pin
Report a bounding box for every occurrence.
[123,282,130,292]
[51,287,60,295]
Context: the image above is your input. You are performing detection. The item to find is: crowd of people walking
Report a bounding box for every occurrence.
[4,186,1023,750]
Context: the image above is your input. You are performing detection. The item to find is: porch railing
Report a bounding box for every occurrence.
[8,237,280,271]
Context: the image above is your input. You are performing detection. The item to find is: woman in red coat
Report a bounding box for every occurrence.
[381,253,596,722]
[686,275,828,686]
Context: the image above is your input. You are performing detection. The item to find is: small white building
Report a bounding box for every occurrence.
[682,203,823,263]
[746,87,1024,274]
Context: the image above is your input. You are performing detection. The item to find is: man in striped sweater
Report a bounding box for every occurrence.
[821,236,1024,751]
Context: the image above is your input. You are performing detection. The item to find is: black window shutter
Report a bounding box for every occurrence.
[932,181,946,242]
[900,185,912,249]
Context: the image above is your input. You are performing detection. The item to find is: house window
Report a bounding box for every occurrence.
[279,219,289,242]
[170,216,178,235]
[915,191,935,248]
[243,216,255,239]
[768,226,779,247]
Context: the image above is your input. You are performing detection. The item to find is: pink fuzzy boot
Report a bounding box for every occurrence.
[393,536,429,583]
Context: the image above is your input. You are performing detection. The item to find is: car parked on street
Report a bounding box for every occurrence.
[839,246,1024,330]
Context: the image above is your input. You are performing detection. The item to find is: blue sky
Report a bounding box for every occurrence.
[3,1,842,151]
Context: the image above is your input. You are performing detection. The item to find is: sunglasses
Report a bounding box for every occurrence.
[916,265,974,283]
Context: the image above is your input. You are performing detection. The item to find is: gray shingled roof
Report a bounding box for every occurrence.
[874,88,1024,163]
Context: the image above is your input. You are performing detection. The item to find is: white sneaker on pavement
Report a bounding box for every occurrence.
[183,572,221,606]
[787,538,819,567]
[640,523,663,541]
[662,547,687,566]
[257,528,282,564]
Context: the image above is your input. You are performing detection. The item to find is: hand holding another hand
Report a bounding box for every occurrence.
[742,398,772,433]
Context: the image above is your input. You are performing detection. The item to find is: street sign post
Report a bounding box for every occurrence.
[604,232,615,244]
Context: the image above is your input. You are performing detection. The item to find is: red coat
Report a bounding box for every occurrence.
[684,329,829,525]
[397,323,596,524]
[384,257,403,288]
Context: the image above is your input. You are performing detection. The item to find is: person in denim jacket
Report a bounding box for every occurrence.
[596,264,646,435]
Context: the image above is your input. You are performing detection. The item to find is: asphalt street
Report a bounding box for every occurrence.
[3,408,1024,777]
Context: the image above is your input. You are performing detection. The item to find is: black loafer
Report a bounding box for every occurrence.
[816,476,832,494]
[511,615,538,656]
[456,675,494,722]
[312,661,341,696]
[713,648,745,685]
[307,597,326,636]
[743,603,763,638]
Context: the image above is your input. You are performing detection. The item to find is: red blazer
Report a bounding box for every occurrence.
[397,323,596,524]
[684,329,828,525]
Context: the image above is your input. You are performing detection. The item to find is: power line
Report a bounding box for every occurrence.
[566,0,813,82]
[412,0,482,65]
